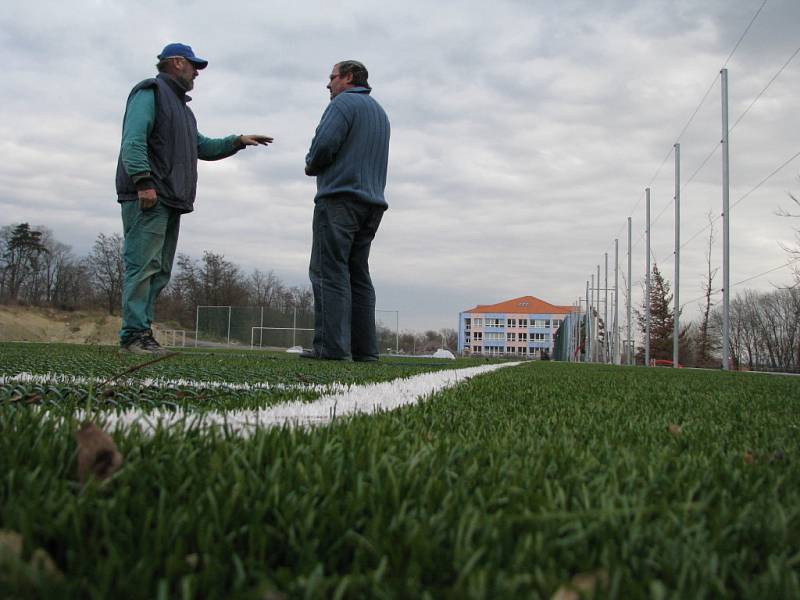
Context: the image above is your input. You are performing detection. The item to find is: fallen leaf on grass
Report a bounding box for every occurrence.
[667,423,682,436]
[0,530,24,557]
[75,422,123,483]
[30,548,63,579]
[0,530,63,580]
[743,451,756,465]
[7,393,42,405]
[551,569,609,600]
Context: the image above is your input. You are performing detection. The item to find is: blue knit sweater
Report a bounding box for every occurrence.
[305,87,390,207]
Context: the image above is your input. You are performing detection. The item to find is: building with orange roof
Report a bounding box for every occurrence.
[458,295,576,358]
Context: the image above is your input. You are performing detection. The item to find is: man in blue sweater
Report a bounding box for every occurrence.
[116,43,272,355]
[304,60,391,361]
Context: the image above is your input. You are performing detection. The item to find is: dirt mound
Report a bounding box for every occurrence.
[0,306,122,345]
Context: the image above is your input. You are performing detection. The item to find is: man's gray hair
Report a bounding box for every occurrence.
[337,60,370,89]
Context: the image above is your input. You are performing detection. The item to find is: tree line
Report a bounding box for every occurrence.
[0,222,312,326]
[0,222,458,353]
[635,262,800,372]
[4,220,796,364]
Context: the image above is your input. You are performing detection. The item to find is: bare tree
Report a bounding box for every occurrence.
[696,212,720,367]
[86,232,125,315]
[777,181,800,284]
[247,269,283,307]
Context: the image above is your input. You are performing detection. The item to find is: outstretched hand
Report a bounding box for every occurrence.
[239,134,273,147]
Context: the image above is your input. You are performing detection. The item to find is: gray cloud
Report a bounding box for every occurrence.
[1,0,798,330]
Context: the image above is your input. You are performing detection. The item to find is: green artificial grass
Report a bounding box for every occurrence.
[1,344,798,598]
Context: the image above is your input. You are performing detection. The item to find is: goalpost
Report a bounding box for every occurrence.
[196,305,399,352]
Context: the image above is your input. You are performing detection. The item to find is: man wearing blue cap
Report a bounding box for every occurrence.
[115,43,273,354]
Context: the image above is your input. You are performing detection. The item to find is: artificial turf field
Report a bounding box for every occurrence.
[1,342,799,598]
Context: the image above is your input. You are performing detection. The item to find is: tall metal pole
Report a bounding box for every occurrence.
[674,143,681,368]
[627,217,632,365]
[604,253,609,363]
[574,302,580,362]
[614,238,619,365]
[195,306,200,348]
[585,280,590,363]
[721,68,731,371]
[589,274,595,362]
[396,311,400,354]
[227,306,232,346]
[596,265,601,361]
[645,188,651,367]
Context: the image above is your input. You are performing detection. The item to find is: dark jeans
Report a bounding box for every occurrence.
[309,196,384,360]
[119,200,181,343]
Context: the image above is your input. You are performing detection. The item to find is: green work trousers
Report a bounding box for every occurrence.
[119,200,181,343]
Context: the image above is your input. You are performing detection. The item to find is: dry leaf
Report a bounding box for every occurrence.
[7,393,42,405]
[0,531,62,580]
[667,423,682,436]
[0,530,24,558]
[23,393,43,405]
[743,451,756,465]
[75,422,123,483]
[30,548,63,579]
[551,569,609,600]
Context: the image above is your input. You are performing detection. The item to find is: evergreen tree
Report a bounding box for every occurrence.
[636,263,690,363]
[0,223,48,302]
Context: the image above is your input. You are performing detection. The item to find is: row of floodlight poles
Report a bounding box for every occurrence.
[575,68,732,369]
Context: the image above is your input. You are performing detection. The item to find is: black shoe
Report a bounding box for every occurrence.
[353,355,378,362]
[120,331,170,356]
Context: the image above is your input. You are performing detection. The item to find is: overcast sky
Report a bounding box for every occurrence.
[1,0,798,332]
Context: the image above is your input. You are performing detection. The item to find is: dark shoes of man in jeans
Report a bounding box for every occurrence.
[299,350,377,362]
[119,330,170,355]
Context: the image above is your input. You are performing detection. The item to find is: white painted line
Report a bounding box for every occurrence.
[77,362,522,436]
[2,372,338,394]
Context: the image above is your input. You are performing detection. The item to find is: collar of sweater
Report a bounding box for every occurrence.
[157,73,193,103]
[342,86,371,95]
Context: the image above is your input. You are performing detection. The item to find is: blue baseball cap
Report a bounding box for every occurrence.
[157,43,208,69]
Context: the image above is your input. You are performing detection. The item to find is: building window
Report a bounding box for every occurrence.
[519,332,528,341]
[474,332,483,341]
[507,332,516,342]
[507,318,516,328]
[474,318,483,327]
[519,318,528,327]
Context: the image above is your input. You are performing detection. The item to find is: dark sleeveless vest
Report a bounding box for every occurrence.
[115,74,199,213]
